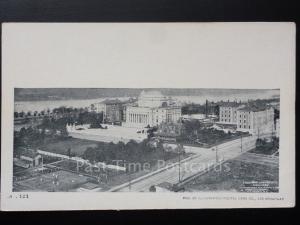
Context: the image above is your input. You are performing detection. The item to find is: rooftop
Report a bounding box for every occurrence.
[238,104,271,112]
[100,99,122,105]
[219,102,242,107]
[20,149,39,158]
[99,98,137,105]
[156,182,173,190]
[81,182,99,190]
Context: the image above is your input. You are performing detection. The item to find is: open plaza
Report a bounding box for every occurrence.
[67,123,148,144]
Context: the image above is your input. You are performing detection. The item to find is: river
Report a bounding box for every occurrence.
[14,89,279,113]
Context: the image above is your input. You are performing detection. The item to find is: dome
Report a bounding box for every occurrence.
[139,90,164,98]
[138,90,166,108]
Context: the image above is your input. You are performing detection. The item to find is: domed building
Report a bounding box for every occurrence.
[138,90,168,108]
[123,90,181,128]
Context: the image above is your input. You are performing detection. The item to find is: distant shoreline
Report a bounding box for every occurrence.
[14,88,279,102]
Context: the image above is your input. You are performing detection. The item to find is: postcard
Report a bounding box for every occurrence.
[1,22,295,210]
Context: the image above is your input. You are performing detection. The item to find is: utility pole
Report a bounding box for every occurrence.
[178,145,181,183]
[205,99,208,118]
[240,134,243,152]
[129,170,132,191]
[41,155,44,173]
[126,160,131,191]
[215,146,219,163]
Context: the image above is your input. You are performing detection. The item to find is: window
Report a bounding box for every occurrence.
[249,125,251,129]
[239,125,241,128]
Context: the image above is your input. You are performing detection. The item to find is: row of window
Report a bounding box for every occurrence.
[221,114,232,118]
[239,125,251,129]
[220,119,234,122]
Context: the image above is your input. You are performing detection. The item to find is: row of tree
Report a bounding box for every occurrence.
[82,140,178,167]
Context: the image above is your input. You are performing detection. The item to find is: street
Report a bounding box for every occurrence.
[110,135,258,192]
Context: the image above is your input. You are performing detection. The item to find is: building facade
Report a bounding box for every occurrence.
[219,102,243,124]
[236,106,275,135]
[123,91,181,128]
[91,98,137,124]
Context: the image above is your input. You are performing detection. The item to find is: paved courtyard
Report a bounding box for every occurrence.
[67,124,148,144]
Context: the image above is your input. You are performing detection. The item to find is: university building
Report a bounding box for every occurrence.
[122,91,181,128]
[219,101,275,135]
[91,98,137,124]
[236,106,275,135]
[219,102,243,124]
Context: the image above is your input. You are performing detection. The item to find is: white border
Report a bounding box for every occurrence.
[1,22,295,210]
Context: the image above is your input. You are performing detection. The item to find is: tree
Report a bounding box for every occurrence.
[67,148,72,158]
[19,111,25,118]
[149,185,156,192]
[256,138,266,148]
[60,125,69,137]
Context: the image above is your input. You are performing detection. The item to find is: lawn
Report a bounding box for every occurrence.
[249,142,278,155]
[184,159,279,192]
[38,137,100,156]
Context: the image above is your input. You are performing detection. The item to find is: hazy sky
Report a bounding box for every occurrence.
[3,23,295,89]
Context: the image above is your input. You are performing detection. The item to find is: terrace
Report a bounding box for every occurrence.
[67,124,148,144]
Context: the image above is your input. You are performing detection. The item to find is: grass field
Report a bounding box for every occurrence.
[38,137,100,156]
[184,158,279,192]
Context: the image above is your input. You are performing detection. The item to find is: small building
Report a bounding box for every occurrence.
[16,149,42,167]
[151,182,174,192]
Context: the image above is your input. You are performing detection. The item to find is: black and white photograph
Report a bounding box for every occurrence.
[13,88,280,193]
[1,23,295,210]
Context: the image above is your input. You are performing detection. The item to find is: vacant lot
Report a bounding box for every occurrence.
[38,137,100,156]
[249,142,278,155]
[185,157,279,193]
[13,170,92,192]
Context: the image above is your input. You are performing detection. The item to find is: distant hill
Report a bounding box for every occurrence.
[14,88,279,101]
